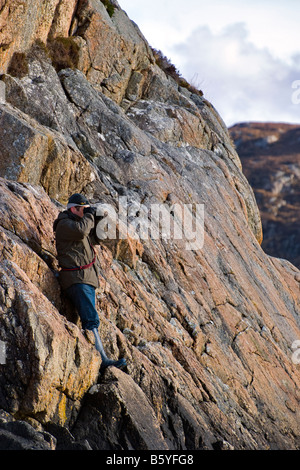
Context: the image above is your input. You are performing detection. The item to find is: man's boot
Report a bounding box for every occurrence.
[92,328,127,371]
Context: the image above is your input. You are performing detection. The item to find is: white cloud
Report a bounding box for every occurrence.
[171,23,300,126]
[120,0,300,61]
[120,0,300,126]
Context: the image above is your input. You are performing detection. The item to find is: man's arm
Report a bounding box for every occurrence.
[59,213,95,241]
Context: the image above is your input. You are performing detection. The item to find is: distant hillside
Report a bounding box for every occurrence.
[230,122,300,269]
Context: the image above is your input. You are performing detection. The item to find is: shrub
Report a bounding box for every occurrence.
[7,52,29,78]
[101,0,115,17]
[151,48,203,96]
[47,37,80,72]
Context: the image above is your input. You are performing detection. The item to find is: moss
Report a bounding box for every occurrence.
[101,0,115,17]
[47,37,80,72]
[7,52,29,78]
[57,394,68,426]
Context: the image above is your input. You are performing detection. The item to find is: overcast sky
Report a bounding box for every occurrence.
[119,0,300,127]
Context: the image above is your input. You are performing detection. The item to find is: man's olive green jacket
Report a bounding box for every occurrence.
[53,210,100,291]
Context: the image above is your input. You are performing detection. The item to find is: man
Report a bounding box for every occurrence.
[53,193,126,371]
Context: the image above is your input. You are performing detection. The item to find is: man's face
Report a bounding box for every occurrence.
[70,206,87,218]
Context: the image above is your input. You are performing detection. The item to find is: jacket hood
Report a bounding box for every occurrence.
[53,211,70,232]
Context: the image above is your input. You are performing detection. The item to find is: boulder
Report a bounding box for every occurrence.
[72,368,169,450]
[0,104,96,204]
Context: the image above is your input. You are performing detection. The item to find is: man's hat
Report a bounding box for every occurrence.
[67,193,90,209]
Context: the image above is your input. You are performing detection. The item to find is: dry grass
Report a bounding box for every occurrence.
[47,37,80,72]
[7,52,29,78]
[151,48,203,96]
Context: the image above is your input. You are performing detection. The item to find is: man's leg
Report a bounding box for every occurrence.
[65,283,99,330]
[65,283,126,370]
[92,328,127,371]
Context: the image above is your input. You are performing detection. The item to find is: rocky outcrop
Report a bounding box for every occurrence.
[0,0,299,450]
[0,179,101,426]
[230,122,300,269]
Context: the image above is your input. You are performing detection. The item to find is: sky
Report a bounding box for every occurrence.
[119,0,300,127]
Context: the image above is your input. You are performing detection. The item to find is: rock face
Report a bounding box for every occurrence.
[0,0,299,450]
[230,122,300,269]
